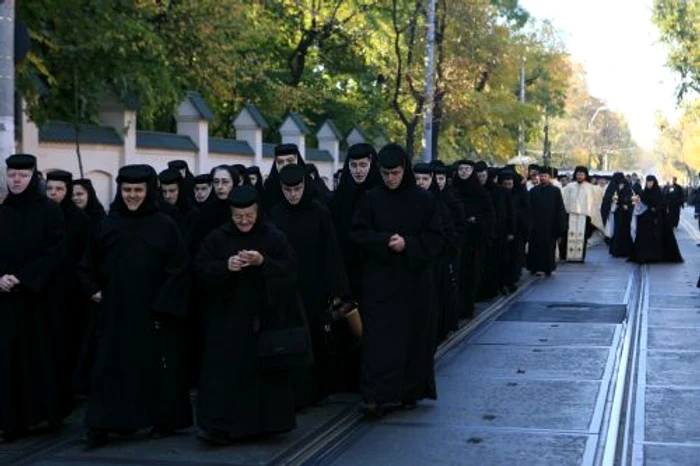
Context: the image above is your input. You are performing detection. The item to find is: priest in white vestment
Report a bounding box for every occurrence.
[561,166,604,262]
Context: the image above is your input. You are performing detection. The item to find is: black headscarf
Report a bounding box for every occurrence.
[246,166,265,196]
[263,144,318,209]
[159,168,196,215]
[641,175,664,208]
[46,169,75,209]
[330,143,382,243]
[110,165,159,217]
[72,178,107,225]
[377,143,416,190]
[305,163,331,198]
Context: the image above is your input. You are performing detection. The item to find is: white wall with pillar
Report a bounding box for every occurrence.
[176,92,212,175]
[279,113,309,159]
[99,92,137,168]
[317,120,342,172]
[233,103,268,167]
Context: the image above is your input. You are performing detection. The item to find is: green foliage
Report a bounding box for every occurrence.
[653,0,700,100]
[16,0,575,160]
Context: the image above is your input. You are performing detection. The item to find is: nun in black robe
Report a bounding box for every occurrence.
[527,168,567,275]
[601,172,634,258]
[350,144,444,414]
[195,186,301,443]
[0,154,66,441]
[328,143,382,393]
[305,163,332,202]
[500,170,530,291]
[246,166,266,198]
[45,170,92,412]
[193,173,215,207]
[263,144,319,211]
[475,163,514,299]
[191,165,242,255]
[271,165,350,408]
[452,160,495,319]
[414,163,456,344]
[168,160,196,203]
[432,161,465,331]
[79,165,191,447]
[330,143,382,300]
[629,176,683,264]
[71,178,106,230]
[159,169,199,248]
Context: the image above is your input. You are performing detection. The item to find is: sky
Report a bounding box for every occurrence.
[519,0,681,149]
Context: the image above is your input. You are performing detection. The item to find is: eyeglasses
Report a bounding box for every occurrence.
[233,213,256,222]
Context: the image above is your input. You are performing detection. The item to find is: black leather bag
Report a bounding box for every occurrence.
[257,326,312,370]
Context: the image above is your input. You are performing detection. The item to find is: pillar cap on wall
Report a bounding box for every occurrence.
[178,91,214,122]
[280,112,311,136]
[233,103,269,130]
[316,119,343,141]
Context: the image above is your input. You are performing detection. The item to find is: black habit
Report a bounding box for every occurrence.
[350,149,444,406]
[0,173,67,438]
[80,171,191,432]
[195,215,301,439]
[527,184,567,274]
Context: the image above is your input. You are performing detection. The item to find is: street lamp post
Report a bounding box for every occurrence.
[0,0,15,192]
[587,106,608,168]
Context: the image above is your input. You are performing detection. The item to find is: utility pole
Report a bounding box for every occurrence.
[518,56,526,158]
[422,0,437,162]
[0,0,15,193]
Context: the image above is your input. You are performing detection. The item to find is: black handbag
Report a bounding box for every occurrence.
[257,326,312,370]
[257,293,314,371]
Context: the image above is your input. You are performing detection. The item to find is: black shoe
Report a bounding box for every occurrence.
[360,402,385,418]
[196,429,232,446]
[80,429,108,449]
[148,425,175,439]
[1,429,27,443]
[402,401,417,411]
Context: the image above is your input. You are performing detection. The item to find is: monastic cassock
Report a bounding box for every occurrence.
[452,162,495,319]
[46,170,93,413]
[350,144,444,411]
[561,167,604,262]
[328,143,382,394]
[246,166,266,199]
[500,170,530,290]
[414,163,456,345]
[527,178,567,275]
[81,165,191,438]
[477,165,515,299]
[72,178,106,229]
[664,181,685,229]
[630,176,683,264]
[305,163,333,203]
[271,165,349,407]
[330,143,382,301]
[601,173,634,258]
[263,144,319,211]
[192,166,241,255]
[0,154,66,440]
[168,160,196,204]
[159,169,199,248]
[196,186,301,442]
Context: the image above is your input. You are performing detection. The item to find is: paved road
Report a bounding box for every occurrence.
[632,211,700,465]
[2,210,698,466]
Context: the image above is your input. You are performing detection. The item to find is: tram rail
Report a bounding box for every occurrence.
[274,274,542,466]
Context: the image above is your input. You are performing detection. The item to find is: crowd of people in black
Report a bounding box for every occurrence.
[0,144,690,448]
